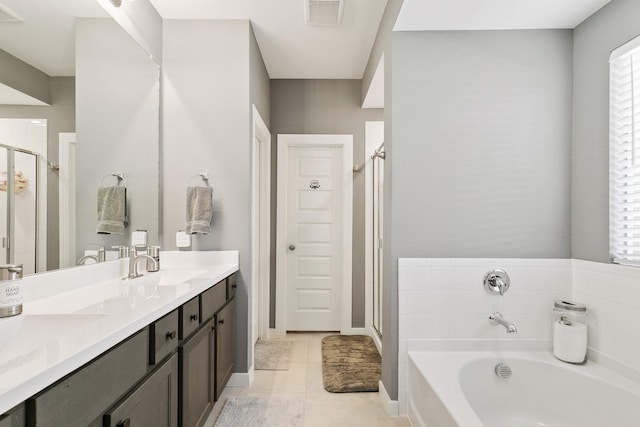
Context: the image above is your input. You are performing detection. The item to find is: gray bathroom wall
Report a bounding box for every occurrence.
[572,0,640,263]
[250,26,270,127]
[162,19,260,372]
[384,29,573,399]
[76,18,160,258]
[0,49,51,105]
[269,79,383,329]
[361,0,403,105]
[0,77,75,271]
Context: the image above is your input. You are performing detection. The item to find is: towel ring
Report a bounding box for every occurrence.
[187,173,209,187]
[98,173,126,188]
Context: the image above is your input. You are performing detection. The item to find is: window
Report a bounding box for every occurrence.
[610,37,640,265]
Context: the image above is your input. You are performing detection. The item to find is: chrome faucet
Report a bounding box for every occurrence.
[77,245,106,265]
[489,312,518,334]
[127,245,158,279]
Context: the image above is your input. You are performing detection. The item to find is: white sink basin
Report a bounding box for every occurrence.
[0,314,108,355]
[130,269,207,287]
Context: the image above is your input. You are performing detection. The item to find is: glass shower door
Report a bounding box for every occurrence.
[0,146,7,265]
[372,147,384,337]
[13,150,37,275]
[0,145,38,275]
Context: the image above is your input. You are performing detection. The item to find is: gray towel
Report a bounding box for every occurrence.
[186,186,213,234]
[96,186,126,234]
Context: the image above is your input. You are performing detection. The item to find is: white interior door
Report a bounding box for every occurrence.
[277,134,353,333]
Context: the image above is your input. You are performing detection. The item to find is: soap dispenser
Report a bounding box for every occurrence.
[147,246,160,272]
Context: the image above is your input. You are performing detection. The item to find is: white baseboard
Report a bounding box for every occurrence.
[227,368,253,387]
[379,380,399,417]
[369,326,382,355]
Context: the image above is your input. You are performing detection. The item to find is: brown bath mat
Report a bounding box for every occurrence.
[321,335,381,393]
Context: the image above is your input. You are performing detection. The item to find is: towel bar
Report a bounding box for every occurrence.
[98,173,126,188]
[187,173,209,187]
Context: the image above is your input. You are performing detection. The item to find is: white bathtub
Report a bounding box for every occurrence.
[407,351,640,427]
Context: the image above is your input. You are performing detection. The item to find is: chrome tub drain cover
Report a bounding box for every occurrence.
[494,363,512,379]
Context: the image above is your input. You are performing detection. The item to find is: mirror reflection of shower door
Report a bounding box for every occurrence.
[0,146,6,264]
[372,148,384,337]
[0,146,38,275]
[13,150,37,275]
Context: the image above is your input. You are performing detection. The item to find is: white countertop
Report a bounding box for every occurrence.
[0,251,239,415]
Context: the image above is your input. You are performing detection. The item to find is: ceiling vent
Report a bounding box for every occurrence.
[305,0,344,26]
[0,3,22,22]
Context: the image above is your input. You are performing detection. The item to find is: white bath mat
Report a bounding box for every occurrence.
[214,396,304,427]
[254,340,293,370]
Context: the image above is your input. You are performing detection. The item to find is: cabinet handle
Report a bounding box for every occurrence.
[190,314,198,322]
[218,319,225,325]
[231,284,237,289]
[166,330,177,340]
[117,419,131,427]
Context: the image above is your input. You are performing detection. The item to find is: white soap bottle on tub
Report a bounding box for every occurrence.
[552,300,588,363]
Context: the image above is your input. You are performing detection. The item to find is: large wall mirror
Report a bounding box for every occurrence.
[0,0,160,274]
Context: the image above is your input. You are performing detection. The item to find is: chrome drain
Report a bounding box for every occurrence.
[494,363,512,379]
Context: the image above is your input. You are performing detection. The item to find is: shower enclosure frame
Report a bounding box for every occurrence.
[0,142,39,271]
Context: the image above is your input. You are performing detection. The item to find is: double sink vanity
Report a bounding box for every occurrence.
[0,251,239,427]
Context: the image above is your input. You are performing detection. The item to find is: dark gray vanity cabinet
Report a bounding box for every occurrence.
[5,272,238,427]
[104,353,178,427]
[0,404,24,427]
[215,298,235,400]
[178,318,215,427]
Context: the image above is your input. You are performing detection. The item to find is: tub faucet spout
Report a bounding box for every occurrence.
[489,312,518,333]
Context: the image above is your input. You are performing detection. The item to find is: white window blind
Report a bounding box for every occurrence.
[610,42,640,265]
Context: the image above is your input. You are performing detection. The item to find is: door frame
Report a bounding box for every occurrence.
[59,132,76,269]
[252,106,271,350]
[275,134,353,336]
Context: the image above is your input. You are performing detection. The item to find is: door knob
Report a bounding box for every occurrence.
[288,244,296,251]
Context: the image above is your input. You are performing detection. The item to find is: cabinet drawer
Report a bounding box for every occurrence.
[104,353,178,427]
[200,280,226,322]
[150,309,179,365]
[27,328,149,427]
[227,273,237,300]
[180,297,200,340]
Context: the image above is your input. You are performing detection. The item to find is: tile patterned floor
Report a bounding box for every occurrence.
[204,332,411,427]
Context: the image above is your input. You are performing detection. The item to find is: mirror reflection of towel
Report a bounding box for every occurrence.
[97,186,126,234]
[186,186,213,235]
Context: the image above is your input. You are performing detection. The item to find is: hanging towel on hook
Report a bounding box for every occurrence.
[186,186,213,234]
[97,186,126,234]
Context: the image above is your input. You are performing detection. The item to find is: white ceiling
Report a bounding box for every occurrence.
[395,0,613,31]
[0,0,107,77]
[0,0,617,101]
[148,0,388,79]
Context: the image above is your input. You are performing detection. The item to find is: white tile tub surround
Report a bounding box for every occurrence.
[397,258,573,415]
[572,259,640,382]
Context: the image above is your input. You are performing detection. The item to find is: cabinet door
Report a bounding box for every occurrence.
[215,299,235,400]
[0,404,24,427]
[179,319,214,427]
[104,353,178,427]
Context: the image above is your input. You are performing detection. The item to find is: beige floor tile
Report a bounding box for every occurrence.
[204,332,410,426]
[305,361,325,393]
[290,339,310,362]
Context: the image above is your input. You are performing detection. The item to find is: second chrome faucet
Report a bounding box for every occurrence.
[127,245,158,279]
